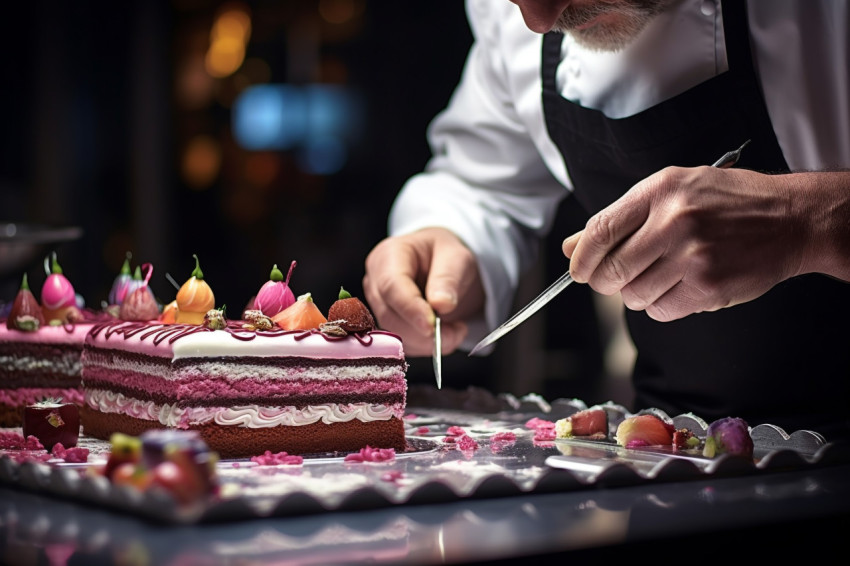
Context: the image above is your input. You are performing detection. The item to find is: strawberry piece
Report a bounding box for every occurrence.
[327,287,375,332]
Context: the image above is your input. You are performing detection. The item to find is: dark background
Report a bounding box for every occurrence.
[0,0,631,407]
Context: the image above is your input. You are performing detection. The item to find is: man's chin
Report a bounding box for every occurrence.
[565,27,638,52]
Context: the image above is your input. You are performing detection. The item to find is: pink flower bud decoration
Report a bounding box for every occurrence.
[254,261,296,317]
[108,252,133,305]
[41,253,77,315]
[120,263,160,321]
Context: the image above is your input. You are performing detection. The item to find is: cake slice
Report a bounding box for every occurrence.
[79,320,409,458]
[0,261,105,427]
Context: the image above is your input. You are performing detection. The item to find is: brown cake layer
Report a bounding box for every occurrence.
[81,405,407,459]
[0,343,83,382]
[0,405,23,428]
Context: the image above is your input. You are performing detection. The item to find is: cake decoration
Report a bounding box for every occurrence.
[327,287,375,333]
[100,430,219,505]
[255,261,297,317]
[6,273,46,331]
[22,398,80,451]
[108,252,134,306]
[119,263,161,322]
[175,254,215,325]
[272,292,328,331]
[203,306,227,330]
[242,309,274,331]
[41,252,82,323]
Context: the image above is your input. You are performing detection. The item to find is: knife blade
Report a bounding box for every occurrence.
[468,271,574,356]
[468,140,752,357]
[433,315,442,389]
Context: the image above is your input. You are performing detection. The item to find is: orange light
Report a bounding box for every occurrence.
[182,135,222,190]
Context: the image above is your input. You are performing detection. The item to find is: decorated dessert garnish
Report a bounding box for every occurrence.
[101,433,143,480]
[6,273,46,331]
[327,287,376,333]
[554,408,608,439]
[272,292,328,331]
[614,413,675,448]
[242,309,274,331]
[175,254,215,325]
[103,430,219,505]
[108,251,133,305]
[673,428,700,450]
[702,416,754,458]
[160,300,178,324]
[22,398,80,452]
[120,263,161,321]
[255,261,297,318]
[41,252,81,323]
[203,305,227,330]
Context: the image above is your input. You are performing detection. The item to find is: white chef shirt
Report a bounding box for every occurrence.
[388,0,850,350]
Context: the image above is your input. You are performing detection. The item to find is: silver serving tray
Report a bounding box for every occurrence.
[1,396,848,525]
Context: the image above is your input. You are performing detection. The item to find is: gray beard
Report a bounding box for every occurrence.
[553,0,674,52]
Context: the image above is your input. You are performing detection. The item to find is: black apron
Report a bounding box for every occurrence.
[541,0,850,439]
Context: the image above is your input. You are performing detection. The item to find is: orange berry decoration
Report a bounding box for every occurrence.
[175,255,215,325]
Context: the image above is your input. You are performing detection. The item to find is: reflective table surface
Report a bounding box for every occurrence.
[2,463,849,565]
[2,396,849,564]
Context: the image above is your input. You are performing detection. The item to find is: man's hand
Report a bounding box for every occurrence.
[363,227,485,356]
[562,166,821,321]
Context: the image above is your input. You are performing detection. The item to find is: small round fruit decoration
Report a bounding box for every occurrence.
[327,286,376,332]
[120,263,161,321]
[175,254,215,325]
[41,252,82,323]
[108,251,133,306]
[254,261,297,317]
[6,273,46,331]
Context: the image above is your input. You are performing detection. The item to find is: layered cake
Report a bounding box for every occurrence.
[0,255,106,427]
[80,258,409,459]
[79,321,409,458]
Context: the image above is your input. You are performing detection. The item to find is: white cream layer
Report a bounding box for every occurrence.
[85,323,405,360]
[84,389,403,428]
[83,356,402,382]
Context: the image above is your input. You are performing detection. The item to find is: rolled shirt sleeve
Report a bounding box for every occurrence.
[388,0,568,350]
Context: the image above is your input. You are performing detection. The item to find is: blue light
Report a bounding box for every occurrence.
[233,83,361,174]
[232,85,307,150]
[297,136,347,175]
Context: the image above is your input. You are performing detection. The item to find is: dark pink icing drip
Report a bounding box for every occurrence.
[87,319,402,346]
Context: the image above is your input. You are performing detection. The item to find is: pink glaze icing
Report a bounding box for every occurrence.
[0,322,95,345]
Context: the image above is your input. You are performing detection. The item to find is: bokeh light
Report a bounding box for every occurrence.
[181,135,222,190]
[233,85,308,150]
[205,3,251,79]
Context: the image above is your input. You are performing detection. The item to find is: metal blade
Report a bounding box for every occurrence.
[433,315,442,389]
[712,139,750,168]
[468,271,574,356]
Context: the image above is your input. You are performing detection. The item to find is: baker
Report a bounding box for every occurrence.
[363,0,850,440]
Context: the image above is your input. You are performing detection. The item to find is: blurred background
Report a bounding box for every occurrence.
[0,0,634,407]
